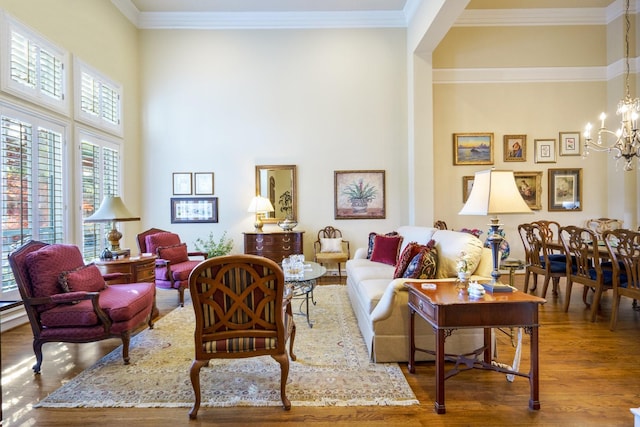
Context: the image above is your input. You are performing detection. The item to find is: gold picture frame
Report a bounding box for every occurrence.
[453,133,494,165]
[559,132,581,156]
[462,175,475,203]
[534,139,557,163]
[334,170,385,219]
[504,134,526,162]
[514,171,542,210]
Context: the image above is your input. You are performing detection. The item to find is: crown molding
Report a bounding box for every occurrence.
[454,8,606,27]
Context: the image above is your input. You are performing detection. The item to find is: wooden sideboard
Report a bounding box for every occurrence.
[94,254,156,283]
[243,231,304,262]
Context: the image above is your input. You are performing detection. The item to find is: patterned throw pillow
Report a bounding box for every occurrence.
[58,263,106,293]
[403,245,438,279]
[370,234,404,266]
[393,242,421,278]
[157,243,189,264]
[367,231,399,259]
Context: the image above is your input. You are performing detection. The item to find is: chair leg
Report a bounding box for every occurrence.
[189,359,207,419]
[121,331,131,365]
[289,321,297,361]
[590,287,603,322]
[563,280,574,312]
[272,353,291,410]
[523,270,531,293]
[541,276,552,299]
[178,286,185,307]
[610,291,621,331]
[32,339,44,374]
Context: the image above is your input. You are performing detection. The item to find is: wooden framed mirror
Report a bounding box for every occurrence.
[255,165,297,223]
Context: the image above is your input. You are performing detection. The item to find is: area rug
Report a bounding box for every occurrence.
[36,285,418,408]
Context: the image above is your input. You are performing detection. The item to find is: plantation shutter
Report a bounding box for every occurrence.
[78,64,122,133]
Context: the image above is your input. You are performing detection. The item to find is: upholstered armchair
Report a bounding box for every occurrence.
[188,254,296,419]
[8,241,156,374]
[136,228,207,307]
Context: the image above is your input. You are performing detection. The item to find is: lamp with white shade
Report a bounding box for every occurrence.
[459,169,532,290]
[247,196,274,232]
[84,196,140,254]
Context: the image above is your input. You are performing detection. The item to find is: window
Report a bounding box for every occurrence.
[75,58,123,136]
[1,13,69,115]
[78,129,121,260]
[1,105,66,300]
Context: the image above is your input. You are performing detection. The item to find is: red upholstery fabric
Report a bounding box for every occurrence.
[403,242,438,279]
[393,242,422,278]
[155,260,201,285]
[157,243,189,264]
[370,234,403,266]
[58,264,106,293]
[25,244,85,311]
[145,232,180,255]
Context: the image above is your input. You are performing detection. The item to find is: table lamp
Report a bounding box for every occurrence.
[459,169,532,289]
[248,196,275,232]
[84,196,140,253]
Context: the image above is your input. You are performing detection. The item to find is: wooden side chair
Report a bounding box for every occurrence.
[434,220,448,230]
[188,254,296,419]
[586,218,623,240]
[560,225,613,322]
[518,223,567,297]
[136,228,207,307]
[313,226,350,278]
[604,229,640,330]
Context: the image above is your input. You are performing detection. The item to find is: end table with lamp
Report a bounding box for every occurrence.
[84,196,140,258]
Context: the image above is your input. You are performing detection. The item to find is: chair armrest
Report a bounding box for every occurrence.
[50,291,98,304]
[343,240,351,259]
[155,258,170,267]
[188,251,208,259]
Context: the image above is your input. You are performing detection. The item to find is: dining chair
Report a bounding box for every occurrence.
[603,229,640,330]
[518,223,567,297]
[559,225,613,322]
[530,220,566,293]
[586,218,623,240]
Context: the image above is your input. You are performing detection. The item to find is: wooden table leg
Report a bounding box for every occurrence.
[483,327,492,363]
[408,309,416,374]
[529,325,541,410]
[435,328,446,414]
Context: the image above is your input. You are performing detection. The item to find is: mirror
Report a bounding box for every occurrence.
[255,165,297,223]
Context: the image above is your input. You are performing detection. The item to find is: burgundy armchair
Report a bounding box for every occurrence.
[136,228,207,307]
[8,241,156,374]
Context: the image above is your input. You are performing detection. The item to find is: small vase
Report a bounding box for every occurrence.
[351,198,369,213]
[457,271,470,281]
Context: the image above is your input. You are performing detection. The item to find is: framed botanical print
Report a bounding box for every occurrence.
[504,134,526,162]
[548,168,582,211]
[453,133,494,165]
[334,170,385,219]
[559,132,581,156]
[194,172,214,195]
[514,171,542,210]
[170,197,218,223]
[534,139,557,163]
[172,172,192,195]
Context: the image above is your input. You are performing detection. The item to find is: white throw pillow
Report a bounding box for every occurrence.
[320,237,343,253]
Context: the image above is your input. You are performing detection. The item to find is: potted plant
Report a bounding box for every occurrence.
[194,231,234,258]
[342,179,377,213]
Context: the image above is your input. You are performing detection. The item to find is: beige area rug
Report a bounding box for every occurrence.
[36,285,418,408]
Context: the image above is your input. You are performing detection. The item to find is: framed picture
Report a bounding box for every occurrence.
[548,168,582,211]
[194,172,214,195]
[559,132,581,156]
[514,171,543,210]
[172,173,192,195]
[503,134,526,162]
[334,170,385,219]
[453,133,494,165]
[170,197,218,223]
[534,139,557,163]
[462,175,475,203]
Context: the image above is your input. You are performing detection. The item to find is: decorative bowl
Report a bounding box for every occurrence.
[278,218,297,231]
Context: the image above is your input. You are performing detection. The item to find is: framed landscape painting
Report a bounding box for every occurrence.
[334,170,385,219]
[453,133,494,165]
[548,168,582,211]
[514,171,542,210]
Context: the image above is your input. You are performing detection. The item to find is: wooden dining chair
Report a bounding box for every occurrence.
[518,223,567,296]
[531,220,566,293]
[559,225,613,322]
[586,218,623,240]
[603,229,640,330]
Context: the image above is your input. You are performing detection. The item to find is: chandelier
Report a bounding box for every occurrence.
[584,0,640,171]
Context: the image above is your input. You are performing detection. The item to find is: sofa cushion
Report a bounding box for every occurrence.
[432,229,484,279]
[346,259,395,285]
[145,232,181,255]
[58,263,106,293]
[403,245,438,279]
[370,234,403,266]
[396,226,437,255]
[157,243,189,264]
[367,231,398,259]
[320,237,342,253]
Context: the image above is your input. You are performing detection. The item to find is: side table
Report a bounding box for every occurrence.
[94,254,156,283]
[284,261,326,327]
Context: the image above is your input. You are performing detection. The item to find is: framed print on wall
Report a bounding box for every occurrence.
[194,172,214,195]
[334,170,385,219]
[534,139,557,163]
[171,197,219,223]
[514,171,542,210]
[462,175,474,203]
[548,168,582,211]
[453,133,494,165]
[172,172,192,195]
[504,134,526,162]
[559,132,581,156]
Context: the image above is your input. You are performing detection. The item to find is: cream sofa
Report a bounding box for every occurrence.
[346,226,493,362]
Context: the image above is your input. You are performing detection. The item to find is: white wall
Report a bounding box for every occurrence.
[139,28,408,256]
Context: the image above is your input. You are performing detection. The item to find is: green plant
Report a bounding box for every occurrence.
[342,179,377,202]
[194,231,234,258]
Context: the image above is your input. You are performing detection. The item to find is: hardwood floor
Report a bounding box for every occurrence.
[2,274,640,426]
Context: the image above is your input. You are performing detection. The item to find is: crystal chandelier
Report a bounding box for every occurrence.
[584,0,640,171]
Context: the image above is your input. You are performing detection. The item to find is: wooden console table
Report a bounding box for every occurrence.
[243,231,304,263]
[94,254,156,283]
[405,280,546,414]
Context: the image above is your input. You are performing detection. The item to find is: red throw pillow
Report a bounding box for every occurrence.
[370,234,403,266]
[158,243,189,264]
[394,242,422,278]
[367,231,399,259]
[145,232,181,255]
[58,264,106,293]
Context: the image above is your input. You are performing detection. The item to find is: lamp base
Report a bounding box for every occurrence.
[106,224,123,252]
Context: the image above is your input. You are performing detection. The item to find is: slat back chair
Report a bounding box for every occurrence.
[518,223,567,297]
[603,229,640,330]
[187,254,296,419]
[559,225,613,322]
